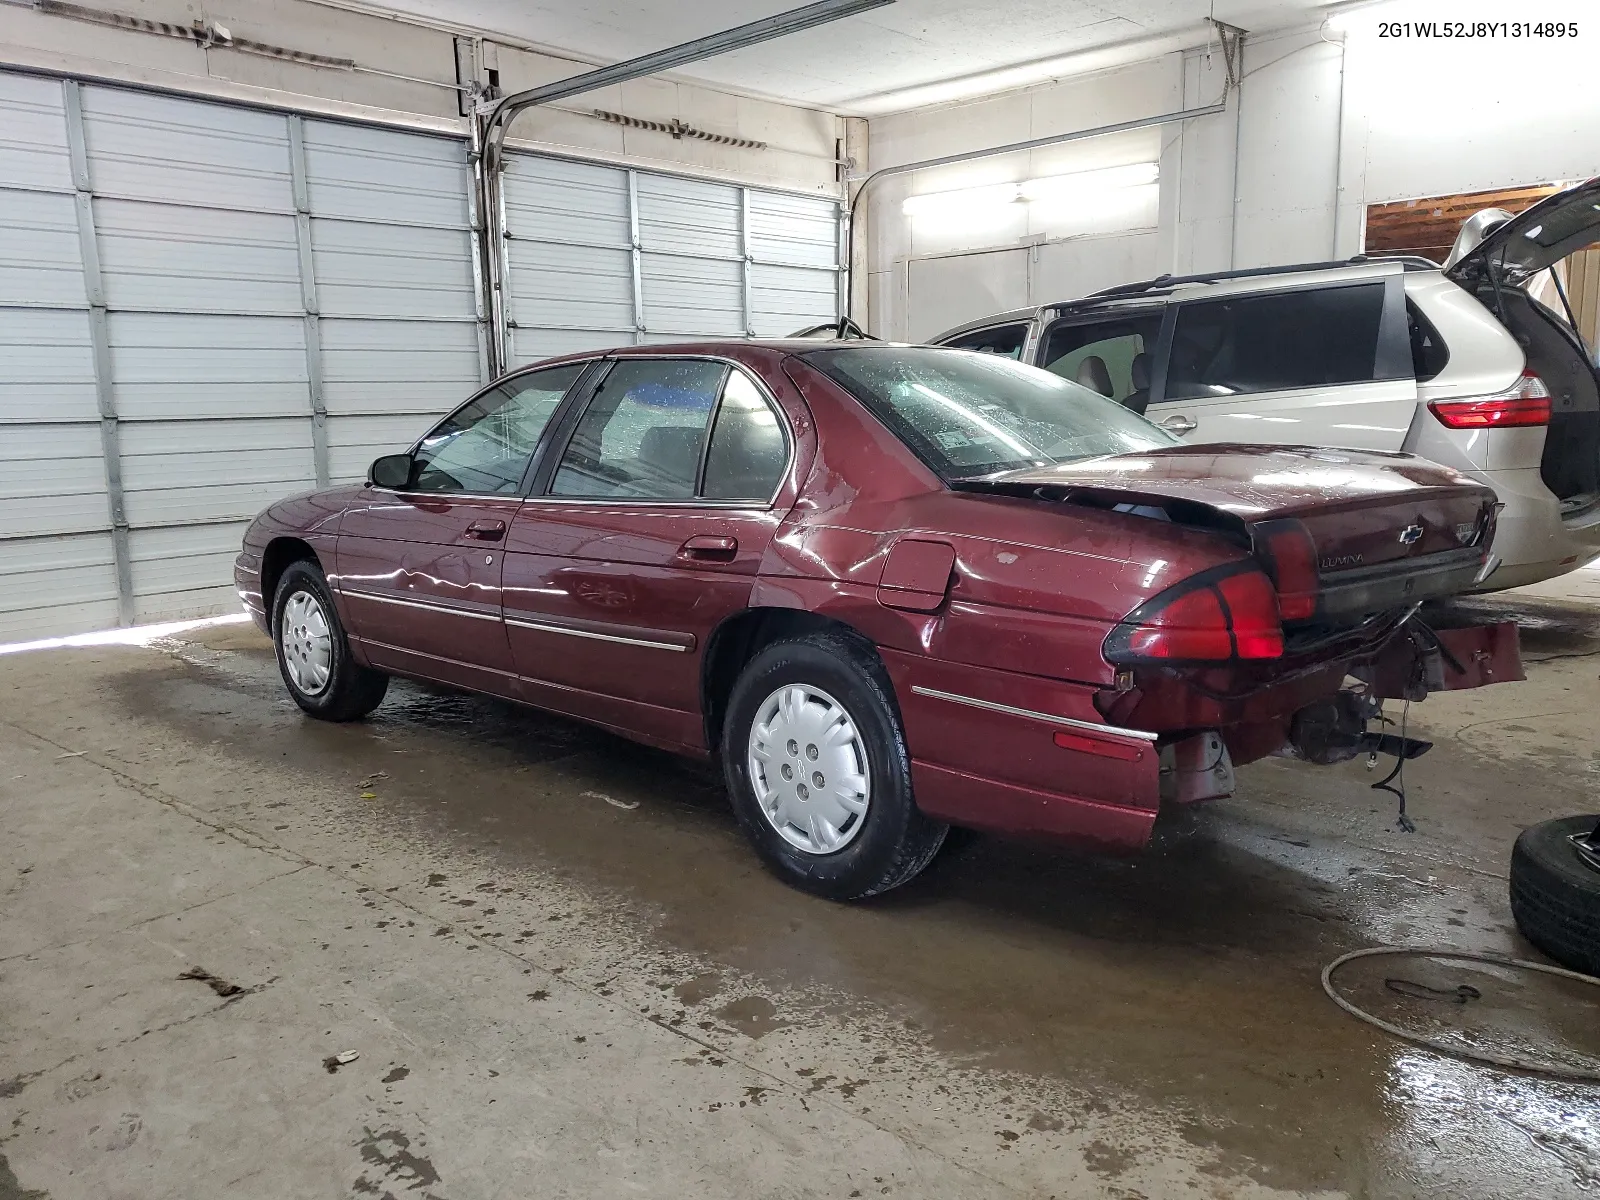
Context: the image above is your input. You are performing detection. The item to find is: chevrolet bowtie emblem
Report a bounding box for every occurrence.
[1398,523,1424,545]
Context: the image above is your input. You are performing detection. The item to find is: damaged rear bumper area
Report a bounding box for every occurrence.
[1114,614,1524,815]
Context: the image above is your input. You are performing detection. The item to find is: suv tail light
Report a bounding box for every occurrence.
[1428,370,1552,429]
[1103,564,1285,665]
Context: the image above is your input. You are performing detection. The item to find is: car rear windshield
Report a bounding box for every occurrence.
[805,346,1177,480]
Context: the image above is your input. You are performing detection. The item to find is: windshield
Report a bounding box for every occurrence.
[805,345,1178,479]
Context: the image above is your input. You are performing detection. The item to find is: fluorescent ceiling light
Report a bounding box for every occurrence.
[903,162,1159,218]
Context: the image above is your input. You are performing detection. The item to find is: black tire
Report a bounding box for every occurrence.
[721,631,947,901]
[271,559,388,722]
[1510,814,1600,978]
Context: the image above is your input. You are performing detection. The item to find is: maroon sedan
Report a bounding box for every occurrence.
[237,342,1520,899]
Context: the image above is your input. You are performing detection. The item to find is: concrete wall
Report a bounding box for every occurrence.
[0,0,844,193]
[864,0,1600,340]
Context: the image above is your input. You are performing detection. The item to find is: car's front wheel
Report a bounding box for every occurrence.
[722,632,947,900]
[272,559,388,721]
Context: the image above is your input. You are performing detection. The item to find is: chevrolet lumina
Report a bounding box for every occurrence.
[237,344,1522,899]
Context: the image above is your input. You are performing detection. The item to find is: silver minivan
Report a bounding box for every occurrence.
[931,178,1600,591]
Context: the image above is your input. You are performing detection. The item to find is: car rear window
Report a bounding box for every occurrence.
[1164,282,1392,400]
[804,346,1177,480]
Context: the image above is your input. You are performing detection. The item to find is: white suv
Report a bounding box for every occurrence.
[931,179,1600,591]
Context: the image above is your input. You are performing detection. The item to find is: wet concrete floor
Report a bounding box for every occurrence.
[2,581,1599,1197]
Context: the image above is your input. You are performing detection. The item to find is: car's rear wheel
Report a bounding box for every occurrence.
[272,559,388,722]
[1510,814,1600,978]
[722,632,946,900]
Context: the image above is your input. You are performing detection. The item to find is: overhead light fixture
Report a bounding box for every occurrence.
[902,162,1159,219]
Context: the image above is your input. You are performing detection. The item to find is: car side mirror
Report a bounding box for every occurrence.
[368,453,414,490]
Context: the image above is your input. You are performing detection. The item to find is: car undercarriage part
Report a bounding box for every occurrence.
[1322,947,1600,1081]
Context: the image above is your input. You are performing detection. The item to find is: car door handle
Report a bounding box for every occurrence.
[464,519,507,541]
[677,535,738,562]
[1158,414,1197,434]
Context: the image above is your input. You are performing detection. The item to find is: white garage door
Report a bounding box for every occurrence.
[0,70,482,639]
[501,149,842,366]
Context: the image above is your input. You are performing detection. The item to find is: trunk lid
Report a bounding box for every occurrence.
[954,444,1499,617]
[1444,177,1600,287]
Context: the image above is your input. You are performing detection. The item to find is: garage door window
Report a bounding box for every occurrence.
[411,364,584,494]
[1165,283,1389,400]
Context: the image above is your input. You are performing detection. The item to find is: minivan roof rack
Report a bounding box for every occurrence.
[1050,253,1442,310]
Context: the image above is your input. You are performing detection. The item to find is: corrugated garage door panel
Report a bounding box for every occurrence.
[747,191,840,335]
[0,535,120,642]
[0,189,86,311]
[0,74,120,639]
[108,313,312,421]
[0,72,74,190]
[74,85,317,623]
[118,417,316,527]
[304,120,482,483]
[78,88,295,213]
[319,318,479,416]
[504,155,634,365]
[326,413,430,483]
[0,424,108,539]
[127,521,252,618]
[500,150,841,358]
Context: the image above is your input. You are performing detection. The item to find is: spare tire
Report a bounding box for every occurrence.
[1510,814,1600,979]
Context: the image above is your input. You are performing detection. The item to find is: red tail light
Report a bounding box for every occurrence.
[1104,564,1285,664]
[1255,519,1319,621]
[1428,371,1551,429]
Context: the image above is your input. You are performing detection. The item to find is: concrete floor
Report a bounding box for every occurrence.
[3,576,1599,1199]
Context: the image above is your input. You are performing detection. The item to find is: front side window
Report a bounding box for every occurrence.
[1164,283,1390,401]
[806,345,1177,480]
[1039,312,1164,412]
[942,323,1028,359]
[550,359,726,499]
[410,364,585,494]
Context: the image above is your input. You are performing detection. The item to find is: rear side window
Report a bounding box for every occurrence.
[1164,283,1390,400]
[1039,312,1165,411]
[941,323,1028,359]
[1407,300,1450,381]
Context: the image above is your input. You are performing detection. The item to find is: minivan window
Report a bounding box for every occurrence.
[1040,313,1165,411]
[806,346,1178,480]
[1164,283,1391,401]
[941,323,1028,359]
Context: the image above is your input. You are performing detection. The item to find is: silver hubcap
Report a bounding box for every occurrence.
[748,683,871,855]
[280,589,333,696]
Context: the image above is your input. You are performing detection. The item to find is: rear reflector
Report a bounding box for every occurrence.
[1104,563,1285,665]
[1428,371,1552,429]
[1052,731,1145,761]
